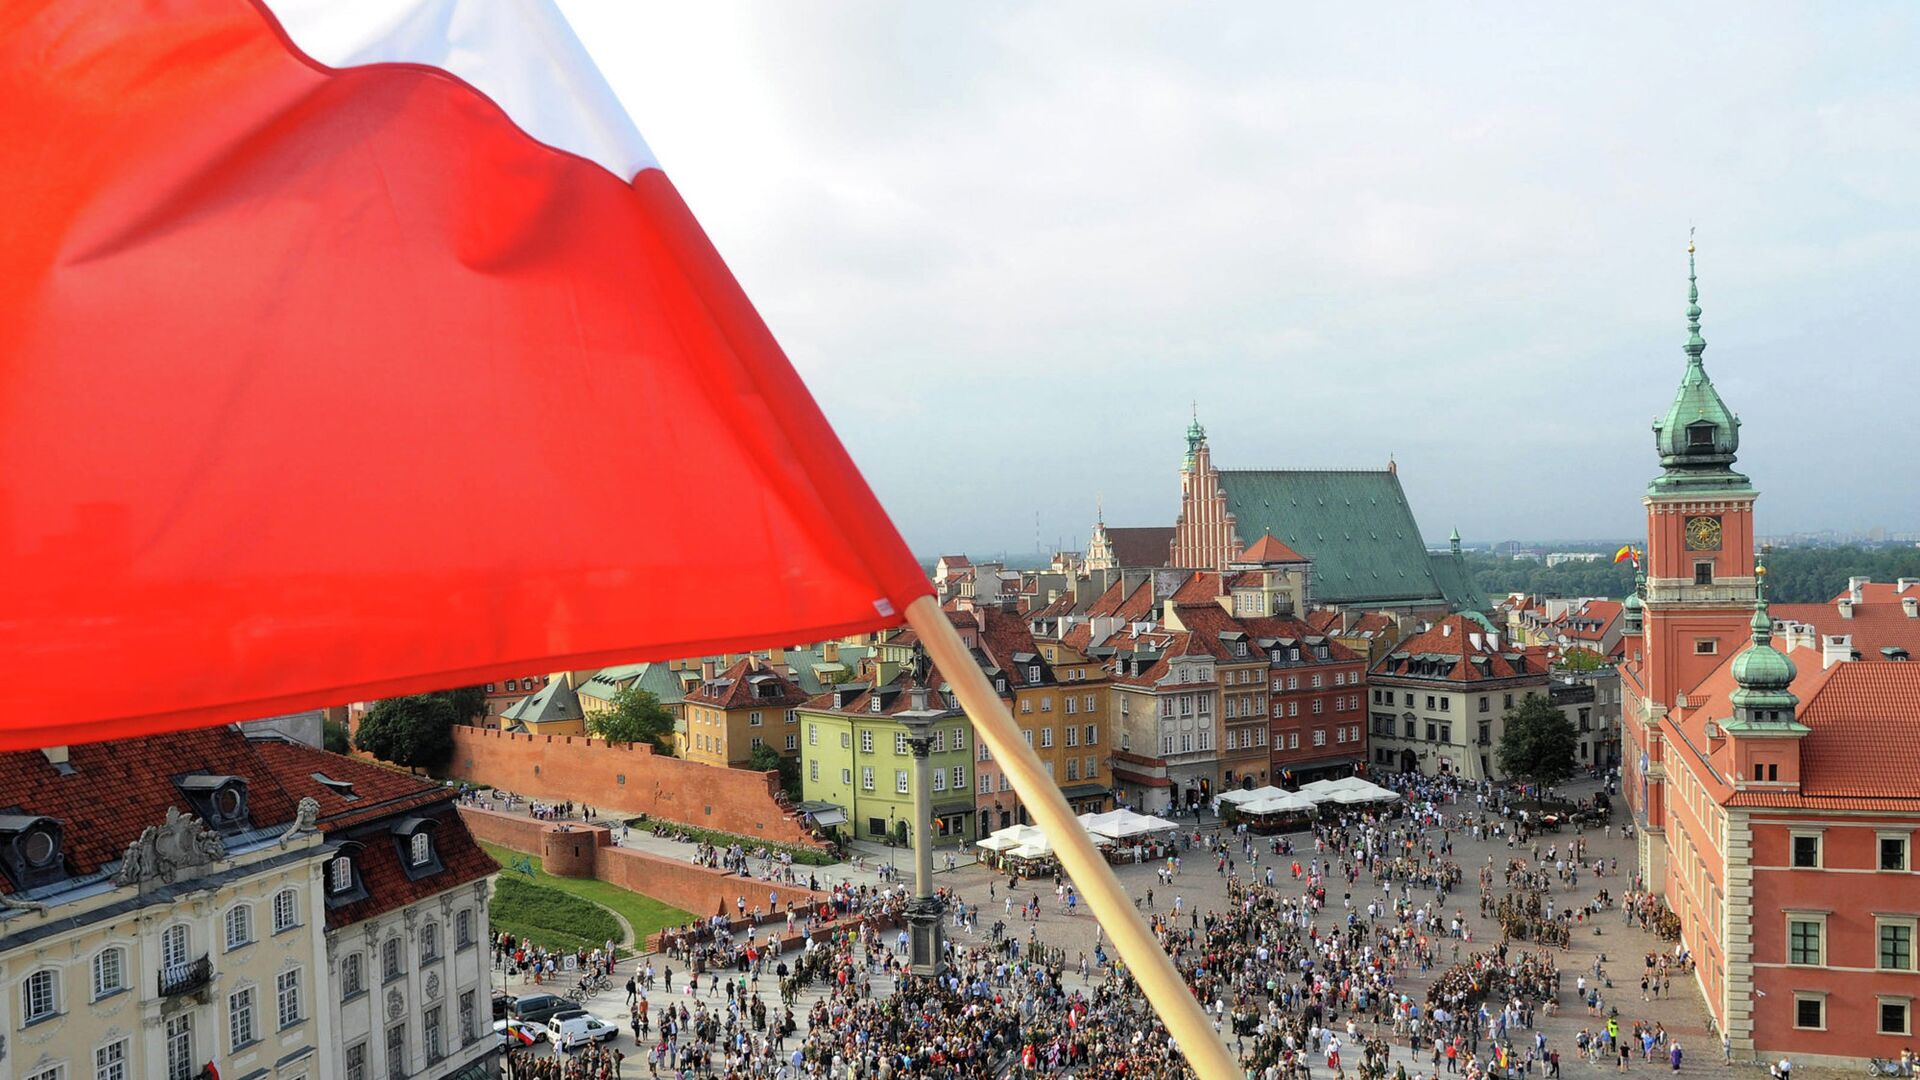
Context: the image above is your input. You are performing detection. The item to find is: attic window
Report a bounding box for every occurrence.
[1027,665,1042,683]
[0,815,66,892]
[176,775,252,833]
[1687,422,1716,448]
[870,694,884,714]
[391,818,443,881]
[310,773,357,800]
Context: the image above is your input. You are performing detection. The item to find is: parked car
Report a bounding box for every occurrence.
[507,993,575,1027]
[547,1012,619,1050]
[494,1017,547,1048]
[492,989,513,1021]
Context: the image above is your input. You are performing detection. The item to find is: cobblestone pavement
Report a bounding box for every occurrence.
[498,780,1806,1079]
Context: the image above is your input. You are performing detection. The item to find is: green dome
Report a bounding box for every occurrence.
[1648,244,1750,495]
[1622,591,1642,612]
[1729,600,1797,709]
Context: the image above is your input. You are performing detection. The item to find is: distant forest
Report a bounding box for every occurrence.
[1467,546,1920,605]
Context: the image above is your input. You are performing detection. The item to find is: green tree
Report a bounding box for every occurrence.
[444,685,488,724]
[1494,694,1578,792]
[588,686,675,749]
[746,743,801,797]
[322,719,351,754]
[354,694,458,769]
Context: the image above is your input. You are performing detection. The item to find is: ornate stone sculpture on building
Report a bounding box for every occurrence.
[111,807,227,889]
[279,797,321,847]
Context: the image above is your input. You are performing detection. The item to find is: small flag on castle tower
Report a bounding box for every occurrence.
[1613,545,1641,566]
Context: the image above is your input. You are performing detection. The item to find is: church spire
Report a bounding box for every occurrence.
[1685,227,1706,364]
[1649,232,1748,495]
[1183,406,1207,469]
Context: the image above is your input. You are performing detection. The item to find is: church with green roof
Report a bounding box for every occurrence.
[1167,415,1483,612]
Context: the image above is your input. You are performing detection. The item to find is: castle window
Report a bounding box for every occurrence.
[1694,562,1714,586]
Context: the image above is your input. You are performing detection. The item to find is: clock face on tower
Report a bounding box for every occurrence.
[1685,515,1722,551]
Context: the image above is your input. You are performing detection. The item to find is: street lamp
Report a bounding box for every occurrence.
[896,699,946,978]
[887,807,895,873]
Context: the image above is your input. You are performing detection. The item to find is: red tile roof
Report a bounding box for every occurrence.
[1372,615,1535,683]
[244,739,495,927]
[1773,582,1920,659]
[1237,534,1310,565]
[1169,572,1224,605]
[684,657,811,710]
[1795,661,1920,799]
[325,804,496,929]
[0,727,300,892]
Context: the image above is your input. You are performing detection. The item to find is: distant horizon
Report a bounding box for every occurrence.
[563,2,1920,553]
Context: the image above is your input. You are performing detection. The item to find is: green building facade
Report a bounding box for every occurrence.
[797,679,976,849]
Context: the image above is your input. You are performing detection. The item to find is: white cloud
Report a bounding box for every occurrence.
[559,0,1920,552]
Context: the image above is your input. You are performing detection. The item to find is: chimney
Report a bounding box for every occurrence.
[701,659,716,681]
[1849,576,1870,603]
[769,646,787,666]
[40,745,71,772]
[1905,597,1919,619]
[1468,632,1483,652]
[823,641,839,663]
[1899,578,1920,595]
[1838,600,1854,620]
[1488,632,1500,651]
[1442,623,1452,637]
[1341,609,1358,633]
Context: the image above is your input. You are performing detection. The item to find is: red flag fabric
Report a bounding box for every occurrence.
[0,0,930,747]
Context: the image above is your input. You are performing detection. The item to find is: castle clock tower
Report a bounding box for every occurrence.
[1622,238,1760,890]
[1640,240,1759,708]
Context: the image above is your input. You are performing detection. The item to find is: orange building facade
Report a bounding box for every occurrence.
[1620,247,1920,1063]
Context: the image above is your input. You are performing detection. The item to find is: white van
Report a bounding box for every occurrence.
[545,1012,618,1050]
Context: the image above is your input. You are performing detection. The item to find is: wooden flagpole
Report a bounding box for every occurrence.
[905,595,1238,1080]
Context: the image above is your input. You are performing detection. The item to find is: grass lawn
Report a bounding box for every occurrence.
[482,843,691,952]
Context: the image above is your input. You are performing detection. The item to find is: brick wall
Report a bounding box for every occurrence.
[442,727,821,848]
[460,806,838,949]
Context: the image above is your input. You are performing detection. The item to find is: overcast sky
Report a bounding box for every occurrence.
[559,2,1920,555]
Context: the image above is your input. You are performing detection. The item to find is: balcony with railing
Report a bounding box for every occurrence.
[159,956,212,998]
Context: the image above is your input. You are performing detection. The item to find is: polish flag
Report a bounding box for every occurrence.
[0,0,930,746]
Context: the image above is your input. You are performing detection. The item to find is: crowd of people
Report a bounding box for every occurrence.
[495,767,1733,1080]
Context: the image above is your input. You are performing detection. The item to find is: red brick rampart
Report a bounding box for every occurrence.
[460,806,837,948]
[441,726,823,848]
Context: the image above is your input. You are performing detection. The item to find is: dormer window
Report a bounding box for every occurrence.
[1027,665,1041,683]
[176,774,251,833]
[1687,421,1716,449]
[0,815,66,892]
[330,855,354,893]
[391,819,443,881]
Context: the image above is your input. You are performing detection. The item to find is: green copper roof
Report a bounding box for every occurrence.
[1649,242,1751,496]
[1727,586,1804,725]
[1217,469,1475,609]
[1184,411,1207,469]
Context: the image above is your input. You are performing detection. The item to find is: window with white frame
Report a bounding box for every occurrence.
[861,766,874,791]
[329,856,354,894]
[226,904,253,950]
[229,985,257,1050]
[276,968,302,1028]
[952,765,965,789]
[421,922,439,962]
[1787,914,1825,966]
[342,952,364,996]
[860,731,874,754]
[161,924,190,970]
[932,770,946,792]
[808,761,819,782]
[409,831,432,866]
[896,770,909,793]
[93,946,127,998]
[785,734,798,751]
[895,732,909,754]
[839,768,852,785]
[1312,729,1327,747]
[1879,918,1915,971]
[166,1014,193,1080]
[23,968,58,1024]
[424,1004,444,1060]
[382,936,403,981]
[273,889,298,933]
[96,1038,129,1080]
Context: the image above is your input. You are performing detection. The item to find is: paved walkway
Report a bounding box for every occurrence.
[497,781,1818,1079]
